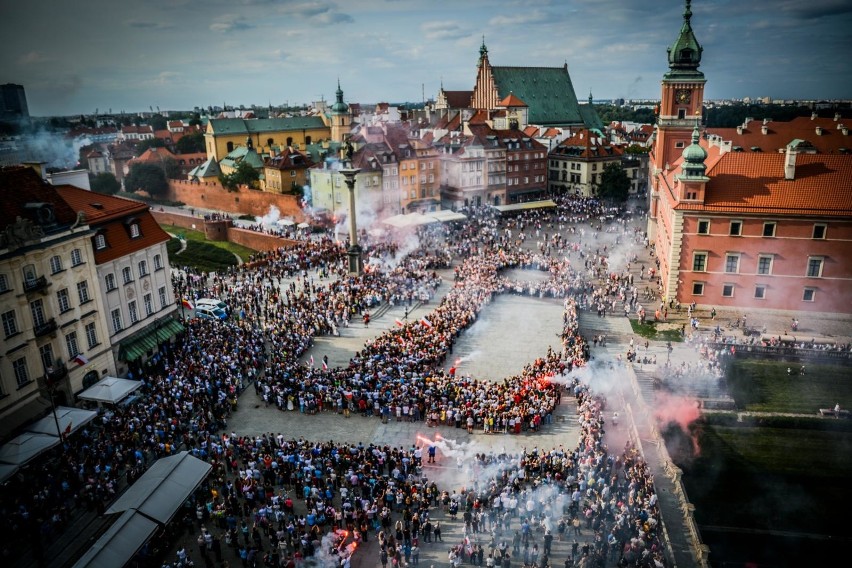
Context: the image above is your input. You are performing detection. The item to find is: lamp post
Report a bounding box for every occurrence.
[340,164,362,276]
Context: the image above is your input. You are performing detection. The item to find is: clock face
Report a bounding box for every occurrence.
[676,89,691,104]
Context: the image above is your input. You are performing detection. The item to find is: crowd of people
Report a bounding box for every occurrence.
[2,197,672,568]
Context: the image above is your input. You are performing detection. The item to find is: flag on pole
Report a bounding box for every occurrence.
[72,354,89,366]
[395,319,404,327]
[63,421,72,436]
[181,298,194,310]
[420,317,432,328]
[309,355,315,367]
[322,361,328,371]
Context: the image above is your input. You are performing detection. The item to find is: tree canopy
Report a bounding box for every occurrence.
[219,160,259,191]
[125,163,168,196]
[89,172,120,195]
[136,138,167,154]
[176,131,205,154]
[597,162,631,203]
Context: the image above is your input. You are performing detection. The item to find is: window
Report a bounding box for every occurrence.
[754,285,766,299]
[722,284,734,297]
[77,281,91,303]
[94,234,107,250]
[128,300,139,324]
[65,331,79,359]
[39,343,54,372]
[50,255,63,274]
[729,220,742,236]
[802,288,815,302]
[677,109,686,119]
[85,322,98,348]
[692,282,705,295]
[30,299,46,327]
[138,260,148,277]
[2,310,19,337]
[158,286,167,308]
[812,224,826,240]
[13,358,29,388]
[129,223,141,238]
[71,248,83,266]
[105,273,117,291]
[697,220,710,235]
[144,293,153,316]
[57,288,71,313]
[725,254,740,274]
[111,308,123,333]
[757,255,773,275]
[762,222,776,237]
[0,273,8,292]
[692,252,707,272]
[675,141,685,149]
[122,267,133,284]
[807,257,824,278]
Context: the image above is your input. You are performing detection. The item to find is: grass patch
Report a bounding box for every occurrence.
[629,318,683,342]
[727,359,852,414]
[160,224,256,263]
[170,239,237,273]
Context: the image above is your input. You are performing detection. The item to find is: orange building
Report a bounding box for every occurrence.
[648,1,852,315]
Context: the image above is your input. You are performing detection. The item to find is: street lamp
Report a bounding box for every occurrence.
[340,160,362,276]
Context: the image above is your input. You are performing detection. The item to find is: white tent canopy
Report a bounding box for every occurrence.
[382,212,438,229]
[72,510,158,568]
[26,406,98,437]
[0,432,60,466]
[428,210,468,223]
[77,377,142,404]
[106,451,212,523]
[491,199,557,213]
[276,219,295,227]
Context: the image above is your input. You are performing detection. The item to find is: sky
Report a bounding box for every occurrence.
[1,0,850,117]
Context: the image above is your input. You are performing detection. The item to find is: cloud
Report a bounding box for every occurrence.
[210,15,255,32]
[126,20,175,30]
[420,21,468,41]
[18,51,52,64]
[286,1,354,25]
[488,10,551,27]
[779,0,852,20]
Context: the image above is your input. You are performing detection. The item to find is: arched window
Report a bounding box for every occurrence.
[305,136,312,145]
[286,137,293,147]
[226,141,234,152]
[267,138,274,147]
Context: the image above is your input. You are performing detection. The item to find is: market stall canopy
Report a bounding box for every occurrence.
[382,213,438,229]
[297,222,310,229]
[491,199,557,213]
[72,509,158,568]
[428,210,468,223]
[276,219,295,227]
[26,406,97,437]
[106,451,212,523]
[77,377,143,404]
[0,432,60,466]
[118,318,184,362]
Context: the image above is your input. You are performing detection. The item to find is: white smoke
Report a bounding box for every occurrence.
[259,205,281,227]
[24,130,92,169]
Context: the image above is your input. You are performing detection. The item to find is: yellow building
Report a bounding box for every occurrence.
[205,117,331,162]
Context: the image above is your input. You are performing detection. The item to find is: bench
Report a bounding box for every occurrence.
[819,408,851,418]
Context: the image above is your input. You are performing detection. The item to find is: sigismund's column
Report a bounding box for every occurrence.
[340,164,362,275]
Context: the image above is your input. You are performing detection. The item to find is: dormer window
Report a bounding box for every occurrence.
[94,233,107,250]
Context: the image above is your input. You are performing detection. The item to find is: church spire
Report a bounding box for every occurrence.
[679,123,708,181]
[666,0,703,79]
[478,36,489,67]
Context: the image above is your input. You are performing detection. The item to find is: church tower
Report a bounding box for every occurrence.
[330,80,351,143]
[649,0,705,237]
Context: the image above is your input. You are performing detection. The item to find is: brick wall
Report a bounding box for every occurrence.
[150,210,200,231]
[166,179,306,221]
[226,227,299,252]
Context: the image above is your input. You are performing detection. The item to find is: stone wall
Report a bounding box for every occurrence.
[226,227,299,252]
[166,179,306,221]
[150,210,201,231]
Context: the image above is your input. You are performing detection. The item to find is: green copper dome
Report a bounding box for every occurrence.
[665,1,704,81]
[331,80,349,114]
[680,125,708,179]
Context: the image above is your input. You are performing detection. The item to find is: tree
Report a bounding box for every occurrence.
[125,163,168,196]
[136,138,167,154]
[89,172,120,195]
[176,132,205,154]
[218,160,259,191]
[162,156,182,180]
[597,162,631,203]
[148,114,167,131]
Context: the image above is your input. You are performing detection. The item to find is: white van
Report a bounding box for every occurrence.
[195,305,228,321]
[196,298,229,314]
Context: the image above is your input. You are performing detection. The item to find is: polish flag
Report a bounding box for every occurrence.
[309,355,315,367]
[181,298,194,310]
[63,421,73,436]
[72,354,89,366]
[322,361,328,371]
[420,317,432,328]
[395,319,404,327]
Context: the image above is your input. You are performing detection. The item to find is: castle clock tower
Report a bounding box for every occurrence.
[649,0,705,238]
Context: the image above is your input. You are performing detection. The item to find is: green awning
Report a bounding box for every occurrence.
[119,318,184,362]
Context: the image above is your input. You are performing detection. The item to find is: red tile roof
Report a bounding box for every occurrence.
[553,128,623,159]
[0,166,78,229]
[54,185,170,263]
[443,90,473,109]
[498,92,527,107]
[129,147,176,165]
[706,116,852,154]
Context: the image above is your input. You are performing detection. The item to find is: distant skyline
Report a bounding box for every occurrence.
[1,0,850,117]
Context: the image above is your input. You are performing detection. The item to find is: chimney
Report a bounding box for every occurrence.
[811,112,818,120]
[843,126,849,136]
[835,112,841,121]
[784,145,797,180]
[816,126,823,136]
[736,125,743,135]
[761,125,768,135]
[763,118,771,126]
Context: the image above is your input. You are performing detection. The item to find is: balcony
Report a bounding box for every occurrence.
[24,275,50,294]
[45,361,68,384]
[34,318,57,338]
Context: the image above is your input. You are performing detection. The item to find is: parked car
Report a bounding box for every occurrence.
[195,306,228,321]
[196,298,229,314]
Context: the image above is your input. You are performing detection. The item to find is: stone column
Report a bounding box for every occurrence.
[340,166,362,275]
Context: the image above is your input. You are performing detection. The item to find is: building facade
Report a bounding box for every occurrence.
[0,167,114,434]
[548,128,625,198]
[205,117,331,162]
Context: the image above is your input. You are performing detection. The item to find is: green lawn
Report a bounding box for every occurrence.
[629,318,684,342]
[160,224,256,262]
[727,359,852,414]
